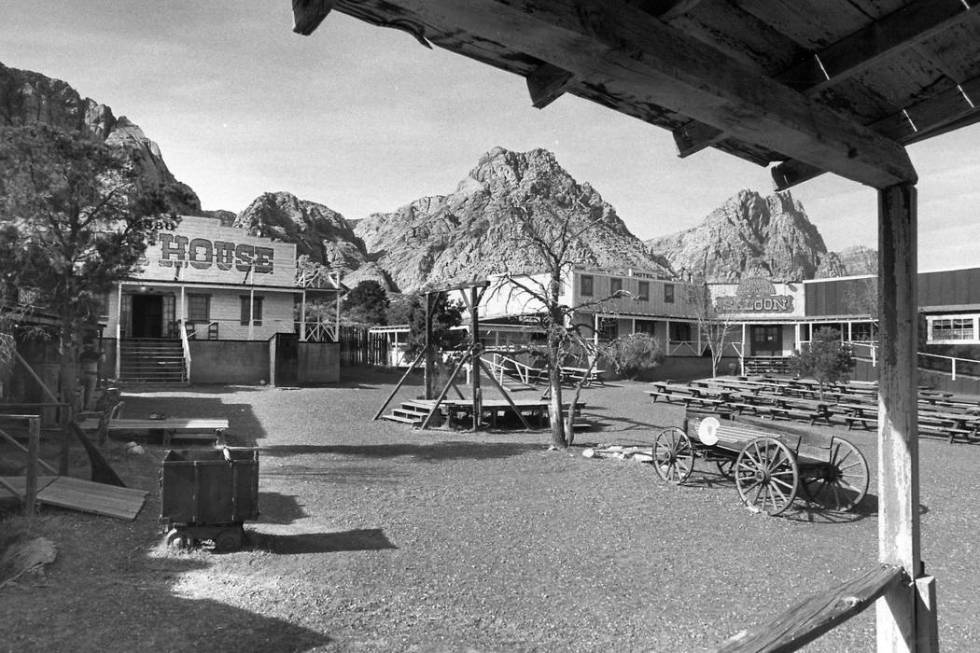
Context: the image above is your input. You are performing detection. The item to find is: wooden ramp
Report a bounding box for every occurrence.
[0,476,147,520]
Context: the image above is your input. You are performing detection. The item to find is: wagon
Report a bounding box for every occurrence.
[652,412,869,516]
[160,447,259,551]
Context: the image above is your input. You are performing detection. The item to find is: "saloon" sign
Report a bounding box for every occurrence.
[715,277,795,313]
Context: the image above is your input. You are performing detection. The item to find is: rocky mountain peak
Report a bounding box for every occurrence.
[646,189,841,282]
[352,147,671,292]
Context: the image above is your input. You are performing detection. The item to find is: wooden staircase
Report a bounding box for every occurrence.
[380,400,439,427]
[119,338,187,384]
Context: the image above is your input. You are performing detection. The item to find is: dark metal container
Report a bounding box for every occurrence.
[160,447,259,550]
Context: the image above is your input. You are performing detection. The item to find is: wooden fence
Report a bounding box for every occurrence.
[338,326,389,367]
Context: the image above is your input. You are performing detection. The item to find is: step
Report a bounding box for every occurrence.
[381,414,422,425]
[393,408,430,419]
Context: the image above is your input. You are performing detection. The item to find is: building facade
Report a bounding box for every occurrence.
[102,216,343,385]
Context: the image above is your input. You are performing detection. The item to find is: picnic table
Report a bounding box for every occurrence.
[746,393,833,425]
[560,366,605,386]
[917,410,980,443]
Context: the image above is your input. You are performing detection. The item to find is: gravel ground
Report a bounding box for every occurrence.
[1,367,978,652]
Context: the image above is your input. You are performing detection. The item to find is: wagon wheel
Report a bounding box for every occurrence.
[214,528,244,553]
[164,528,191,550]
[653,427,694,484]
[800,438,869,512]
[735,437,799,516]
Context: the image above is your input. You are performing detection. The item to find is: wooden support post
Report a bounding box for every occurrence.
[372,350,426,420]
[470,286,482,431]
[25,416,40,519]
[875,182,935,653]
[424,293,435,400]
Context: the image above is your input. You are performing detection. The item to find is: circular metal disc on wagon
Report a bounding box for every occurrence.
[697,416,720,446]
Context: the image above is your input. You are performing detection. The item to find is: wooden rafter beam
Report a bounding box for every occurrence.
[676,0,980,164]
[526,63,575,109]
[777,0,980,93]
[293,0,335,36]
[349,0,915,188]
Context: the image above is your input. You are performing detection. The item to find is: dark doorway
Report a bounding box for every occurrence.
[275,333,299,386]
[131,295,164,338]
[750,325,783,356]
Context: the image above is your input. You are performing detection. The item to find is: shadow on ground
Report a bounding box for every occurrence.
[259,441,544,461]
[255,491,307,525]
[249,528,396,554]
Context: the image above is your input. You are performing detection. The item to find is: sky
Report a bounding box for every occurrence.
[1,1,978,271]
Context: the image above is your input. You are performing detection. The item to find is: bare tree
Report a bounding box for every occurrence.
[491,202,623,449]
[688,279,735,377]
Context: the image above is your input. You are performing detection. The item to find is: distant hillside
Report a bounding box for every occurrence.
[0,61,201,214]
[645,190,872,282]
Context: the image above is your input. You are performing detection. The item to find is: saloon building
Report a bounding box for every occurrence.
[100,216,344,385]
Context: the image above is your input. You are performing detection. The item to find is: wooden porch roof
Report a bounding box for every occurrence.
[292,0,980,192]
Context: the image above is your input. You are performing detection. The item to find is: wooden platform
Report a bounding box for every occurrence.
[0,476,147,520]
[394,398,586,430]
[77,417,229,446]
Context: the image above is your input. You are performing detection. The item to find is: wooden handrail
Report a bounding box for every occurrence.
[716,564,904,652]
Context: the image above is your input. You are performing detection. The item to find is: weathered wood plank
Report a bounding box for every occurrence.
[675,0,980,168]
[36,477,147,521]
[716,564,905,652]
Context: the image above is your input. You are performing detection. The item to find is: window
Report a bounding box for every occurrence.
[597,317,619,341]
[580,275,594,297]
[188,294,211,322]
[928,316,976,343]
[637,281,649,302]
[610,277,623,296]
[240,295,264,326]
[664,284,675,303]
[669,322,691,341]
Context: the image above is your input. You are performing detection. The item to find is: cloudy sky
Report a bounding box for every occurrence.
[2,1,977,271]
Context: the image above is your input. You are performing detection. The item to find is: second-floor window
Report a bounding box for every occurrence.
[580,275,594,297]
[610,278,623,296]
[664,284,675,303]
[637,281,649,301]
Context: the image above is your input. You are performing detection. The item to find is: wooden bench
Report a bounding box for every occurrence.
[918,423,975,444]
[843,415,876,430]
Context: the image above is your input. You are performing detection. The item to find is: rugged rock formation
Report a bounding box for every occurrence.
[825,245,878,277]
[645,189,864,282]
[354,146,672,292]
[234,192,392,289]
[0,61,200,213]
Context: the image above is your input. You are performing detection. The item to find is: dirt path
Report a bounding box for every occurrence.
[1,368,978,652]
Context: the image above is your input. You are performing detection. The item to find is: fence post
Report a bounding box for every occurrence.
[951,358,956,381]
[25,416,40,520]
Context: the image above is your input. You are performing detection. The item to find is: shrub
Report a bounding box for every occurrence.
[603,333,665,380]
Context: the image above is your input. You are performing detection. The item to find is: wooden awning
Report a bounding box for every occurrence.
[292,0,980,192]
